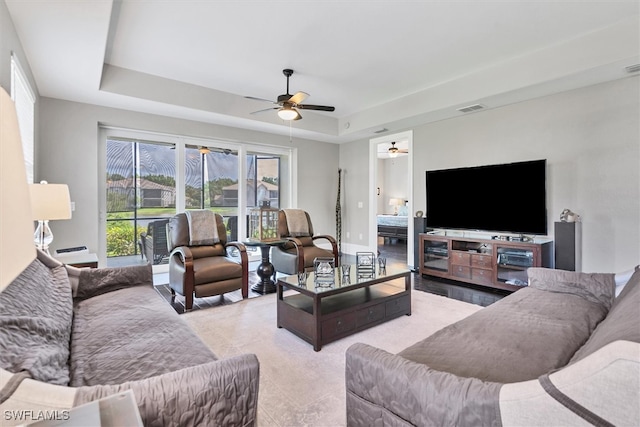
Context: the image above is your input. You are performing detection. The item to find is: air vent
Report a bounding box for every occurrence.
[457,104,486,113]
[373,128,389,134]
[625,64,640,74]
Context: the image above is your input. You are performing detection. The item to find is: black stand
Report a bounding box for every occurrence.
[251,245,277,294]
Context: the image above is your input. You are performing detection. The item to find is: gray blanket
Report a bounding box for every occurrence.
[398,286,609,383]
[75,355,260,427]
[283,209,310,236]
[185,209,219,245]
[70,285,216,386]
[0,257,72,385]
[346,343,502,426]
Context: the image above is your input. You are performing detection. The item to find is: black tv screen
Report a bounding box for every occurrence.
[426,159,547,235]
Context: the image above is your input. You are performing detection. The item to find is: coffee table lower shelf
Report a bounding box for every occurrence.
[277,281,411,351]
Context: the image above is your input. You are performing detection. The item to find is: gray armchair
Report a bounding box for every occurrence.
[139,219,170,265]
[167,212,248,310]
[271,209,339,275]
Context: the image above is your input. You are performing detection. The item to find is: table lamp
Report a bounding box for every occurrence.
[29,181,72,255]
[1,87,36,291]
[389,198,403,215]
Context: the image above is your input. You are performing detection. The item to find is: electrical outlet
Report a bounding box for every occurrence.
[359,233,363,240]
[346,231,350,238]
[357,201,363,208]
[70,202,75,211]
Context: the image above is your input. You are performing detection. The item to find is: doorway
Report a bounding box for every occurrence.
[368,131,414,268]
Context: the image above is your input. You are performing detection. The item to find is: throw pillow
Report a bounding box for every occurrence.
[0,258,73,385]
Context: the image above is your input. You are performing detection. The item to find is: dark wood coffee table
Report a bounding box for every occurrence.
[276,266,411,351]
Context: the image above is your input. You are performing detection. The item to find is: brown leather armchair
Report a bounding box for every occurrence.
[271,210,339,275]
[167,212,248,310]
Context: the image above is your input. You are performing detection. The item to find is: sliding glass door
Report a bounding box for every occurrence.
[102,130,292,268]
[106,139,176,263]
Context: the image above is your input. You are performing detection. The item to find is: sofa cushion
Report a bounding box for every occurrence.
[0,257,73,385]
[527,267,616,310]
[70,285,217,386]
[569,267,640,364]
[398,285,609,383]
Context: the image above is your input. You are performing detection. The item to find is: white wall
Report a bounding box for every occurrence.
[37,98,339,261]
[341,76,640,272]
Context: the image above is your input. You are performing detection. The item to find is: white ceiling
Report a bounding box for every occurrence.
[5,0,640,144]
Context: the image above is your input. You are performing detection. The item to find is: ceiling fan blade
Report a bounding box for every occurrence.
[297,104,335,112]
[293,110,302,121]
[250,107,279,115]
[245,96,277,104]
[288,91,309,105]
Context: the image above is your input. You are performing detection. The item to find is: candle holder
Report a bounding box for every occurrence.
[314,257,335,287]
[356,252,376,278]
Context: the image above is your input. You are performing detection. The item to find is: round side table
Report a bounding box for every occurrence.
[243,240,286,294]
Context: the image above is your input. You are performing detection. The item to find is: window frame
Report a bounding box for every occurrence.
[98,126,296,266]
[10,53,36,184]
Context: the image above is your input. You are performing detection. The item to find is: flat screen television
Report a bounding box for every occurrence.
[425,159,547,235]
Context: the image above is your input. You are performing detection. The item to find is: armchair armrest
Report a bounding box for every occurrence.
[225,241,249,298]
[74,354,260,427]
[72,264,153,301]
[281,237,306,272]
[345,343,501,426]
[312,234,339,266]
[170,246,194,264]
[225,241,247,255]
[312,234,337,245]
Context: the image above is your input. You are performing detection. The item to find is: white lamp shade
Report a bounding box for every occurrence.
[0,87,36,291]
[388,198,403,206]
[29,182,72,221]
[278,106,300,121]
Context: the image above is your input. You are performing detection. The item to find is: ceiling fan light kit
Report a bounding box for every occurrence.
[248,69,335,121]
[278,105,300,121]
[387,141,409,158]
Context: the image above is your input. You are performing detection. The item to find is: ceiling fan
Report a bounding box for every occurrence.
[246,69,335,121]
[388,142,408,158]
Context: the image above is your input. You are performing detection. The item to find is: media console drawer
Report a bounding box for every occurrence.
[451,251,471,266]
[472,268,493,285]
[452,265,472,280]
[471,254,492,269]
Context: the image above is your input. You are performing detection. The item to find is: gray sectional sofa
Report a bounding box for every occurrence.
[0,250,260,426]
[346,266,640,426]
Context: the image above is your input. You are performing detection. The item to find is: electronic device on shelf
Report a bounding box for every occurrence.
[497,251,534,268]
[425,247,448,257]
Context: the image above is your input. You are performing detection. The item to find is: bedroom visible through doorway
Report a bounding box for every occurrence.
[369,131,413,270]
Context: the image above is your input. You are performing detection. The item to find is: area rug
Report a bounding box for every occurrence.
[183,288,483,427]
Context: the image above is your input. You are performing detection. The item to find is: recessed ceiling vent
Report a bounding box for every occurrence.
[625,64,640,74]
[373,128,389,134]
[457,104,486,113]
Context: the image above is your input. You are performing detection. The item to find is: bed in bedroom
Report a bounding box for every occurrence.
[377,214,408,242]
